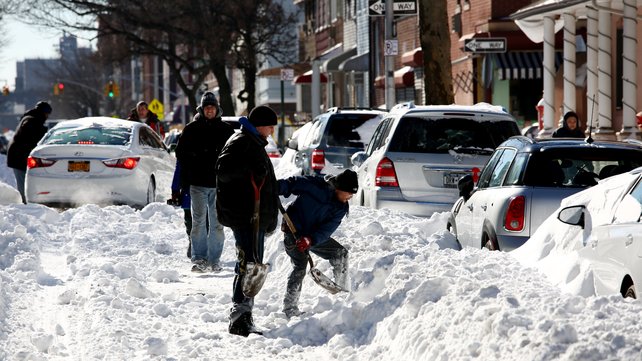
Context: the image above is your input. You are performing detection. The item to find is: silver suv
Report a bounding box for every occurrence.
[350,102,520,217]
[285,107,386,176]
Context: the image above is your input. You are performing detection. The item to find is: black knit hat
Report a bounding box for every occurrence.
[200,91,219,108]
[327,169,359,194]
[35,101,52,114]
[248,105,277,127]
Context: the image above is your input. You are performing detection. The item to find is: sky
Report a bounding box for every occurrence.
[1,152,642,360]
[1,16,90,89]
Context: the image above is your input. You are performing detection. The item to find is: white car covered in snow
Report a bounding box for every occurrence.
[26,117,174,208]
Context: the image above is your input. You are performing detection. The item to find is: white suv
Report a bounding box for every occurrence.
[350,102,520,217]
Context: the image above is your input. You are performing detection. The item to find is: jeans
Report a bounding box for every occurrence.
[13,168,26,204]
[189,185,224,265]
[283,234,348,312]
[230,227,265,322]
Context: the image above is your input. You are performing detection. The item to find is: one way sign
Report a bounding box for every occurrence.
[369,0,417,16]
[464,38,507,53]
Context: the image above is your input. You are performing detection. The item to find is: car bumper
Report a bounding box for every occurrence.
[26,173,147,207]
[372,186,456,216]
[496,234,529,252]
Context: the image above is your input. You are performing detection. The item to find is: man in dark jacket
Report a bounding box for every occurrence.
[278,169,355,318]
[175,92,234,273]
[216,105,279,337]
[552,111,584,138]
[127,101,165,138]
[7,101,52,203]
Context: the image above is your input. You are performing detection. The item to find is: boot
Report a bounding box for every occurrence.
[229,312,260,337]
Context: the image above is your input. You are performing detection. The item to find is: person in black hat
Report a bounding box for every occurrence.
[7,101,52,203]
[276,168,356,319]
[175,91,234,273]
[552,111,584,138]
[216,105,280,336]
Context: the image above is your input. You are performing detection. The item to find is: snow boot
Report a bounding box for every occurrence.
[229,312,262,337]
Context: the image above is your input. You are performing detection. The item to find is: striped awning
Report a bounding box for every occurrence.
[494,52,563,80]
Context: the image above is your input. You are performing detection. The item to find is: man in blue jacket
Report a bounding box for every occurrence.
[278,169,356,318]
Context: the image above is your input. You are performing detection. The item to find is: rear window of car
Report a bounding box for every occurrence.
[42,125,132,146]
[324,113,382,148]
[387,116,519,154]
[524,149,642,187]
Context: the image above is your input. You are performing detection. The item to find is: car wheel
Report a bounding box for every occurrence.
[483,234,498,251]
[624,284,637,299]
[146,178,156,204]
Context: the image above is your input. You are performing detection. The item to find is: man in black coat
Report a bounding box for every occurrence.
[216,105,279,337]
[175,92,234,273]
[127,101,165,138]
[7,101,52,203]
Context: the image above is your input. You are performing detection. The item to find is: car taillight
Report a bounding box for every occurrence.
[375,157,399,187]
[311,149,325,171]
[103,157,140,170]
[27,156,56,169]
[267,151,281,158]
[504,195,525,231]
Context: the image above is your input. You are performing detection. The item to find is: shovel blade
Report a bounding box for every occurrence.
[242,262,270,297]
[309,267,347,295]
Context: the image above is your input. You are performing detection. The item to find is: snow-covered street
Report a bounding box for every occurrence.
[1,155,642,360]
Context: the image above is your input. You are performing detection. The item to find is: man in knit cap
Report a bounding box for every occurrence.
[216,105,279,336]
[175,91,234,273]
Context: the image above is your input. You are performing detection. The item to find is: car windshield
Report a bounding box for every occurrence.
[524,149,642,187]
[42,124,132,146]
[324,114,382,148]
[387,116,518,154]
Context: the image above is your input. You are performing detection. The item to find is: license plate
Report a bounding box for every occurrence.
[443,172,467,188]
[68,161,90,172]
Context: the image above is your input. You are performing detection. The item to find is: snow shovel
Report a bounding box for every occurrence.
[278,201,347,295]
[241,174,270,298]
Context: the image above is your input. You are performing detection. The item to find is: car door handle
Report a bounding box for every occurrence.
[626,234,633,247]
[467,204,473,211]
[480,204,487,211]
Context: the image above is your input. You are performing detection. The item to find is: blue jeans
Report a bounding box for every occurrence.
[13,168,26,204]
[230,227,265,321]
[189,186,225,265]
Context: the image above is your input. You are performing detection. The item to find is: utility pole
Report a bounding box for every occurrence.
[385,0,395,109]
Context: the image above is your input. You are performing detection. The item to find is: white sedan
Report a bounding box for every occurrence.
[556,167,642,298]
[26,117,175,208]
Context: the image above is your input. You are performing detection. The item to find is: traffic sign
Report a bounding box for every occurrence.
[369,0,417,16]
[464,38,507,53]
[148,99,164,119]
[384,40,398,56]
[280,68,294,81]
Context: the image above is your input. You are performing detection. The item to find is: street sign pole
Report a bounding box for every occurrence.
[385,0,395,110]
[280,79,285,149]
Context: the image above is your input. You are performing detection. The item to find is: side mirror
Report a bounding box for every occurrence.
[351,151,368,167]
[287,138,298,150]
[457,174,474,201]
[557,205,586,228]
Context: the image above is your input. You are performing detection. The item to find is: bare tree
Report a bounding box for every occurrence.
[418,0,454,104]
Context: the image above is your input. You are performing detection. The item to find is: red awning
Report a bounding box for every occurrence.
[374,66,415,88]
[402,48,423,67]
[293,70,328,84]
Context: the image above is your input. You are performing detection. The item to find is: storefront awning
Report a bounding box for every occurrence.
[339,52,369,72]
[493,51,563,80]
[293,70,328,84]
[256,63,310,78]
[402,48,423,67]
[322,47,357,72]
[374,66,414,88]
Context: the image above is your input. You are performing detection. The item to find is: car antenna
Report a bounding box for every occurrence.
[585,94,595,144]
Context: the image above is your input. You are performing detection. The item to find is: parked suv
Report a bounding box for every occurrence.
[448,136,642,251]
[285,107,386,175]
[350,102,520,217]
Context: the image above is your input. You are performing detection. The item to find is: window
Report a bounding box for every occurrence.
[325,114,382,147]
[504,153,530,186]
[487,149,516,187]
[476,149,504,189]
[42,125,132,146]
[366,118,393,156]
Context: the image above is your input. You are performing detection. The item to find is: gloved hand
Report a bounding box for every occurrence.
[295,236,312,252]
[171,191,180,203]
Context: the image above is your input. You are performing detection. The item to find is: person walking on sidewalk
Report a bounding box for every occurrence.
[7,101,52,204]
[216,106,279,336]
[278,169,355,319]
[175,92,234,273]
